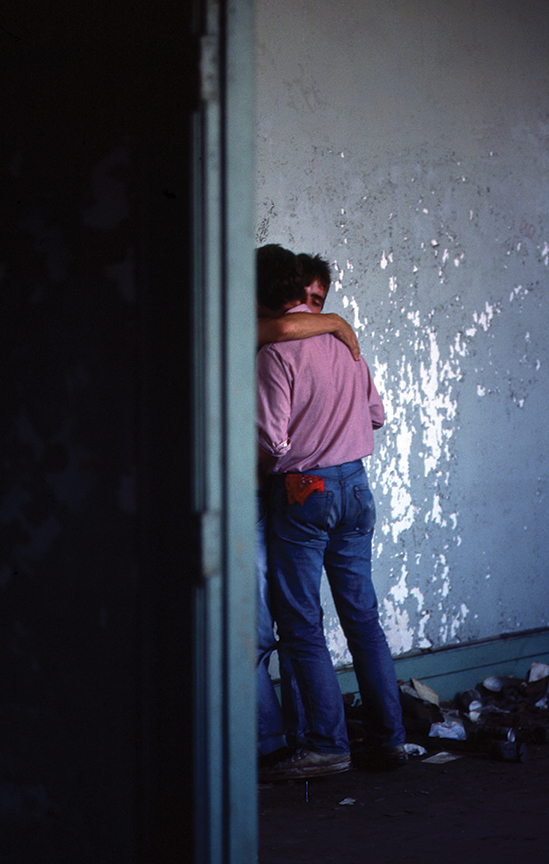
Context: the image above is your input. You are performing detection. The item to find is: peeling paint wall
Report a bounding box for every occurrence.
[256,0,549,661]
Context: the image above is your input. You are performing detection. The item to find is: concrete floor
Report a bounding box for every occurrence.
[259,740,549,864]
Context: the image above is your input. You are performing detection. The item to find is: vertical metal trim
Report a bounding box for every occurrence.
[192,5,223,863]
[220,2,257,862]
[192,1,256,862]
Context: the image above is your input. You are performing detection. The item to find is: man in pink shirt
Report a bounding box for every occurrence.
[256,248,358,761]
[257,252,406,780]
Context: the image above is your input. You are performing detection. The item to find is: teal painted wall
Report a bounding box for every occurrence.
[337,628,549,702]
[256,0,549,663]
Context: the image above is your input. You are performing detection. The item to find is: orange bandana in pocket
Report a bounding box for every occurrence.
[285,474,325,506]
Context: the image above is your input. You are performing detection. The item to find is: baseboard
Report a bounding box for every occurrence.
[334,627,549,702]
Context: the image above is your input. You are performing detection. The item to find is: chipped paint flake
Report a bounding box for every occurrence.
[325,218,542,662]
[383,600,414,654]
[390,564,409,604]
[349,297,366,330]
[410,587,424,612]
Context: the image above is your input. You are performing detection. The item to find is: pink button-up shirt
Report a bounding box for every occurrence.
[257,305,384,474]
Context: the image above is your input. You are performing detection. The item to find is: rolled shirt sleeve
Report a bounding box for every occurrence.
[367,370,385,429]
[257,345,293,457]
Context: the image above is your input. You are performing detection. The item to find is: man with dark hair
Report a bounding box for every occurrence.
[256,246,359,358]
[297,252,331,312]
[255,244,306,759]
[256,243,305,311]
[256,263,406,780]
[256,244,359,760]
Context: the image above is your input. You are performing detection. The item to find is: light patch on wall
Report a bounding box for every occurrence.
[383,599,414,655]
[417,613,432,649]
[453,332,467,356]
[390,562,409,604]
[410,586,424,611]
[509,284,533,303]
[473,302,498,332]
[426,493,442,525]
[324,613,352,666]
[408,310,420,326]
[384,484,414,540]
[333,263,344,291]
[347,296,366,330]
[419,330,457,477]
[450,604,470,639]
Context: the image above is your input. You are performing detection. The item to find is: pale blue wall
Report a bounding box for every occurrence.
[256,0,549,661]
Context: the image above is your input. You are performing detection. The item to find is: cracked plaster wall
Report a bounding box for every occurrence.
[256,0,549,663]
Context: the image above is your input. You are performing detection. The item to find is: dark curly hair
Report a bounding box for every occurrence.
[296,253,331,294]
[256,244,305,311]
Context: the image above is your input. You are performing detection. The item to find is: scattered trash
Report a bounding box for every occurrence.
[482,676,506,693]
[411,678,440,706]
[482,675,524,693]
[489,740,528,763]
[457,689,482,713]
[403,743,427,757]
[468,725,515,742]
[528,662,549,682]
[429,712,467,741]
[422,751,464,764]
[343,658,548,771]
[338,797,356,806]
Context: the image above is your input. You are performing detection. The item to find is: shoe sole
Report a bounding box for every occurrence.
[261,759,351,781]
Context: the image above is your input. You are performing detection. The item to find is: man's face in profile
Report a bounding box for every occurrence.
[304,278,328,313]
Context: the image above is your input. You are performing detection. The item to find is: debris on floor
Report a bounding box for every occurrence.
[402,743,427,757]
[422,750,464,764]
[344,659,549,767]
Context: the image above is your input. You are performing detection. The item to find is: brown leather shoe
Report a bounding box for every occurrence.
[260,749,351,781]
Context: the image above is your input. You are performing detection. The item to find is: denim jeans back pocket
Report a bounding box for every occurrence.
[349,483,376,535]
[271,481,333,544]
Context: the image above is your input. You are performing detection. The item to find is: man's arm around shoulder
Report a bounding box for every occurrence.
[258,312,360,360]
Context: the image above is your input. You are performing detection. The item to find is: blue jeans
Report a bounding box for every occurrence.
[256,494,286,754]
[256,494,306,753]
[268,461,405,754]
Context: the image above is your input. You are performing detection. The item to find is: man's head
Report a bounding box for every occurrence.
[256,244,305,316]
[296,253,331,313]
